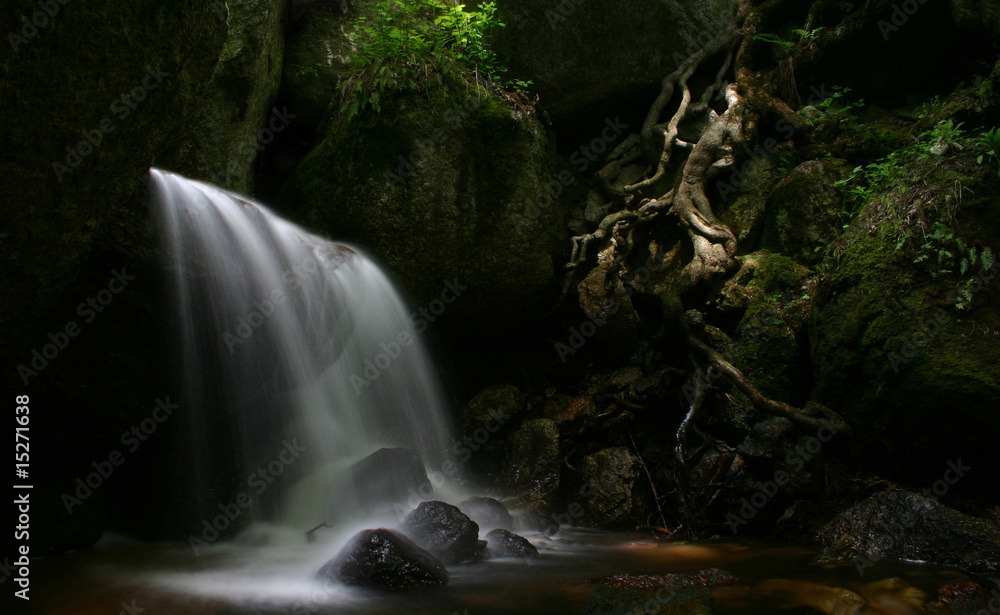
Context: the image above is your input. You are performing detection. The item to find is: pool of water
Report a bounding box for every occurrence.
[30,526,976,615]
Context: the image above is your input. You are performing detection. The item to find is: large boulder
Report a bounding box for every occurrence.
[462,385,524,434]
[400,500,481,565]
[347,448,430,513]
[1,0,287,346]
[317,528,448,590]
[818,491,1000,574]
[577,447,640,528]
[502,419,561,508]
[279,78,572,332]
[761,160,851,266]
[0,0,287,545]
[810,194,1000,494]
[459,496,514,531]
[493,0,739,124]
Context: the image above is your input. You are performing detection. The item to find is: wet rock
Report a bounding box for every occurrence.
[818,491,1000,573]
[544,395,597,427]
[502,419,561,508]
[348,448,429,512]
[317,528,447,590]
[462,385,524,434]
[583,570,737,615]
[589,569,739,591]
[400,501,480,565]
[578,447,640,528]
[485,529,539,559]
[458,496,514,531]
[921,579,997,615]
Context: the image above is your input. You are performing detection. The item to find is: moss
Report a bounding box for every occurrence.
[280,72,571,330]
[729,252,813,402]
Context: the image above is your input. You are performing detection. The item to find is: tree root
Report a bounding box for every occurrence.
[687,336,852,435]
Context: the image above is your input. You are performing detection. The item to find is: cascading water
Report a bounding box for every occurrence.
[150,168,459,535]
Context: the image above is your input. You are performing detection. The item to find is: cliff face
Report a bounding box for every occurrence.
[0,0,287,354]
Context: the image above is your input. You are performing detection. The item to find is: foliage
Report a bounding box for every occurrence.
[792,27,825,41]
[340,0,526,121]
[975,127,1000,177]
[911,222,994,310]
[804,85,864,127]
[753,33,794,50]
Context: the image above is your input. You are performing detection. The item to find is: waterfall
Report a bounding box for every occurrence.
[150,168,457,534]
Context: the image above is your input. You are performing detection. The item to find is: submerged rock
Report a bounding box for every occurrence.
[584,569,737,615]
[922,579,997,615]
[459,496,514,531]
[484,529,539,559]
[818,491,1000,573]
[317,528,447,590]
[400,501,480,565]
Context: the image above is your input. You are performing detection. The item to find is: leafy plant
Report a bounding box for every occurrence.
[340,0,522,121]
[753,33,795,50]
[926,119,965,154]
[792,27,825,41]
[802,85,864,128]
[976,127,1000,177]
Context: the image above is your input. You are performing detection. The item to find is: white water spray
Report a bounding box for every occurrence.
[151,168,457,534]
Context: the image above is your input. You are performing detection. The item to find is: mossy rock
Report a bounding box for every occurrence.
[729,252,814,403]
[492,0,738,123]
[280,79,572,331]
[1,0,286,352]
[761,160,851,266]
[811,211,1000,493]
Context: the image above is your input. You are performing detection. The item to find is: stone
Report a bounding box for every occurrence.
[317,528,447,590]
[400,500,480,565]
[484,528,539,558]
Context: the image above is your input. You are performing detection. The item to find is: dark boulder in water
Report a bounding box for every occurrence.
[459,496,515,531]
[317,528,447,590]
[348,448,430,512]
[485,528,539,559]
[819,490,1000,574]
[400,501,480,565]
